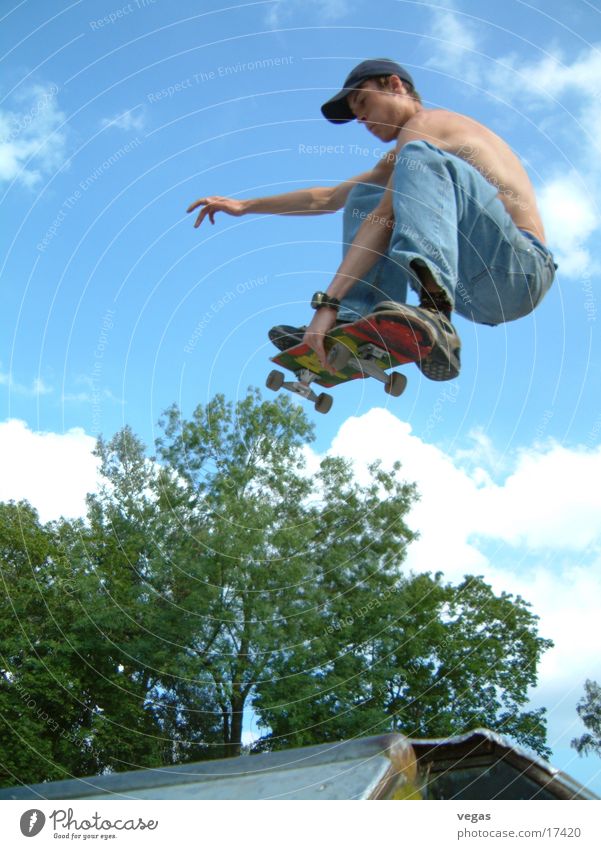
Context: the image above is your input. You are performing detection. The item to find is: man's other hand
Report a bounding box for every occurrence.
[187,196,246,228]
[303,307,338,371]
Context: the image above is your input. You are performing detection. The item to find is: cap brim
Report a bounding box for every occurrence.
[320,89,356,123]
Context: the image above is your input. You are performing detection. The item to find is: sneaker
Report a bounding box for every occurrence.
[373,300,461,381]
[268,324,305,351]
[268,319,353,352]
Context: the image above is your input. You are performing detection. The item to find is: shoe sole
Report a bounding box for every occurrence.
[269,315,432,361]
[417,350,460,381]
[269,309,460,381]
[366,308,436,360]
[374,303,460,381]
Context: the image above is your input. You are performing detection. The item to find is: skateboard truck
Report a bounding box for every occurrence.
[329,342,407,397]
[266,342,407,414]
[266,367,333,414]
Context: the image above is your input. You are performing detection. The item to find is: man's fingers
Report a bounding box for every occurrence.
[304,334,328,371]
[312,340,324,367]
[194,206,211,228]
[318,345,336,373]
[187,198,207,214]
[318,348,336,373]
[189,196,242,229]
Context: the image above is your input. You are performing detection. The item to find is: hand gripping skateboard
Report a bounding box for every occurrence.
[266,308,435,414]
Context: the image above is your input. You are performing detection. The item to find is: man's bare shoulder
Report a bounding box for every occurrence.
[394,108,545,241]
[407,108,482,126]
[397,108,497,153]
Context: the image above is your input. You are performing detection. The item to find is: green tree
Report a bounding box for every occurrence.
[387,573,551,755]
[0,427,224,787]
[158,390,551,757]
[571,680,601,757]
[252,544,552,756]
[0,388,554,787]
[0,502,104,784]
[83,426,224,766]
[155,390,417,756]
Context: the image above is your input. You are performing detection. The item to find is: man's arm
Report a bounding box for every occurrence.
[187,156,393,227]
[187,187,337,228]
[308,120,437,301]
[302,116,448,367]
[302,172,395,367]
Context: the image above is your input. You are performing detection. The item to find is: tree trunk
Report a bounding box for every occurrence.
[221,705,230,750]
[223,696,245,757]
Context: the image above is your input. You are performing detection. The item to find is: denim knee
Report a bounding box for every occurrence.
[394,140,442,169]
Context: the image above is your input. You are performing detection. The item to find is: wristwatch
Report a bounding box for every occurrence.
[311,291,341,311]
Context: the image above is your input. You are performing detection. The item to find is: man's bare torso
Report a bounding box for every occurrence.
[370,109,546,244]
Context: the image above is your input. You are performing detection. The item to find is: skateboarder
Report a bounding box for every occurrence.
[188,58,556,381]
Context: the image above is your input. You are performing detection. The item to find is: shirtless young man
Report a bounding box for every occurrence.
[188,59,556,381]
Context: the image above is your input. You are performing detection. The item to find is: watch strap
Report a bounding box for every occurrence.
[311,291,341,311]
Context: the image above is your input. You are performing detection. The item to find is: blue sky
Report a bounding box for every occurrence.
[1,0,601,794]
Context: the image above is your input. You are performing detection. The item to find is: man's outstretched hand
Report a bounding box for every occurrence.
[187,196,246,228]
[303,307,338,372]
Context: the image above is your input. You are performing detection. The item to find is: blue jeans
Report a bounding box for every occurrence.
[338,141,556,326]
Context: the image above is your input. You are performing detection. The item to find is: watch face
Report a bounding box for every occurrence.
[311,292,340,310]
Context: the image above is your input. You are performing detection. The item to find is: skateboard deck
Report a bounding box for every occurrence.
[266,310,435,414]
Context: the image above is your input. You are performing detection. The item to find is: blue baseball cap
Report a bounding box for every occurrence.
[321,58,415,123]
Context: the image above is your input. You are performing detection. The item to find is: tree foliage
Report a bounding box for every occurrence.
[0,389,554,787]
[253,570,551,758]
[571,680,601,757]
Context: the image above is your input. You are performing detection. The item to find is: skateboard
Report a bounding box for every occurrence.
[266,310,435,414]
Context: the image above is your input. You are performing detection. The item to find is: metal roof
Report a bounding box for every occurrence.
[0,734,418,801]
[0,728,596,801]
[410,729,598,801]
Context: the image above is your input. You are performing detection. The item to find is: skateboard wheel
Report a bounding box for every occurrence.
[266,369,284,392]
[328,343,352,371]
[315,393,333,414]
[385,371,407,397]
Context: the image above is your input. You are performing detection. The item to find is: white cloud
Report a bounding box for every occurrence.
[482,560,601,758]
[307,407,601,759]
[0,82,67,187]
[473,443,601,550]
[0,366,53,397]
[486,45,601,173]
[425,4,479,81]
[321,406,601,564]
[1,407,597,767]
[61,375,124,407]
[101,107,146,133]
[491,45,601,106]
[421,5,601,277]
[426,7,601,115]
[0,419,100,523]
[327,410,490,574]
[453,425,508,479]
[538,173,598,278]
